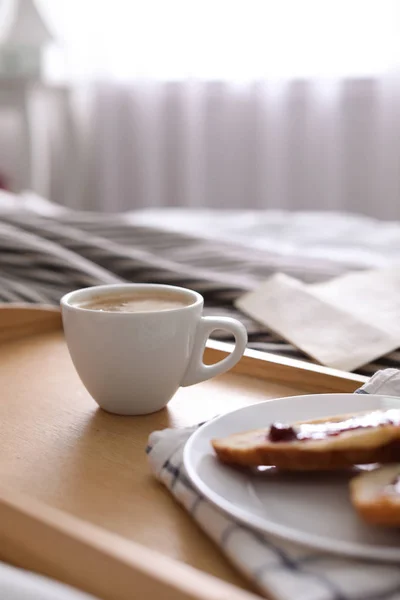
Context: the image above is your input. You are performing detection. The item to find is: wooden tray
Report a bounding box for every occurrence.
[0,305,368,600]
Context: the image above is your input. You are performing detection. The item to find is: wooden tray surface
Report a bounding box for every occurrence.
[0,306,368,599]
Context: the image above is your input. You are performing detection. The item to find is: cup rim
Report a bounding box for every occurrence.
[60,283,203,315]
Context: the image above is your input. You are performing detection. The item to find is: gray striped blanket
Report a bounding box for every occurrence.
[0,203,397,376]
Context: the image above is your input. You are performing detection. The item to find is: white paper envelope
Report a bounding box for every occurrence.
[235,269,400,371]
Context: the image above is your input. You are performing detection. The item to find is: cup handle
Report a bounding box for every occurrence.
[181,316,248,387]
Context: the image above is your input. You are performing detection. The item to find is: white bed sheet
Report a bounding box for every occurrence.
[129,208,400,271]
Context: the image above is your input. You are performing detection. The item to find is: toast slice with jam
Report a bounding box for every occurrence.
[350,464,400,526]
[212,409,400,470]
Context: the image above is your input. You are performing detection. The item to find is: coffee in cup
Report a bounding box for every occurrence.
[76,290,192,313]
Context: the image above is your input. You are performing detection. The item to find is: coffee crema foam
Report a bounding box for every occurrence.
[78,291,192,313]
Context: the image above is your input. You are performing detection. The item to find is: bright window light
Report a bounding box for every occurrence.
[39,0,400,81]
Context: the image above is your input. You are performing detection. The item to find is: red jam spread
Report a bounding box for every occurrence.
[269,423,297,442]
[268,409,400,443]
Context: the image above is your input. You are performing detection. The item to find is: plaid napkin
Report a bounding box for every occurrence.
[147,369,400,600]
[0,561,96,600]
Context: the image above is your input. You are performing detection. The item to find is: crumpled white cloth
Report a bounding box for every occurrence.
[0,561,96,600]
[147,369,400,600]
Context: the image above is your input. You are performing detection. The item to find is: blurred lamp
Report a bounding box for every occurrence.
[0,0,54,79]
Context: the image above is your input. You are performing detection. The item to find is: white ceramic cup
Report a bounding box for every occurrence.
[61,283,248,415]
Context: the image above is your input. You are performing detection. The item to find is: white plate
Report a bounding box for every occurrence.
[184,393,400,562]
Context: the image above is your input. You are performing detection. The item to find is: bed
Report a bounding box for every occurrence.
[1,192,400,376]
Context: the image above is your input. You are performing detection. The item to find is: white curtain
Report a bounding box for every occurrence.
[9,1,400,218]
